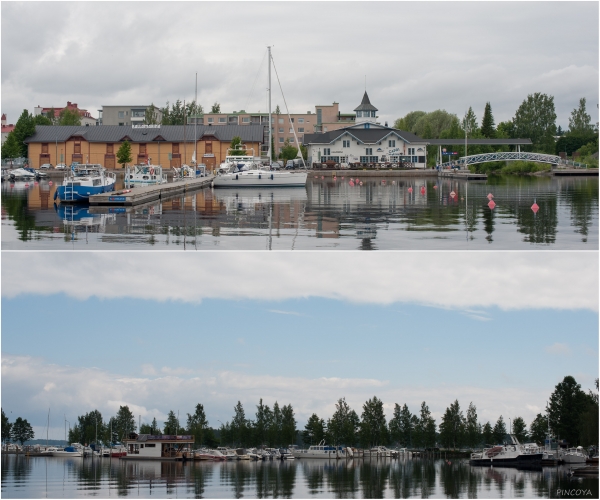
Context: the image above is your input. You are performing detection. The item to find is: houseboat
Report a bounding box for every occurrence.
[121,434,195,460]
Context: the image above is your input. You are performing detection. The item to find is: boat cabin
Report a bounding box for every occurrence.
[122,434,194,459]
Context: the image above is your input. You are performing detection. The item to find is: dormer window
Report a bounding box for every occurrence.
[356,111,362,118]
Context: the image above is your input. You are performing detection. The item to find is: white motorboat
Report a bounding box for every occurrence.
[295,440,349,459]
[125,162,167,187]
[216,447,237,460]
[9,167,37,180]
[561,446,587,464]
[469,434,543,467]
[51,445,83,457]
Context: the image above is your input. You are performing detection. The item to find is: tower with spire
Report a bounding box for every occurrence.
[354,91,378,127]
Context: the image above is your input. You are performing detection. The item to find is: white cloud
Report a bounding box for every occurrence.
[2,353,561,435]
[544,343,572,356]
[2,252,598,312]
[268,309,303,316]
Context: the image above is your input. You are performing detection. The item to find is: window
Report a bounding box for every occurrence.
[364,123,370,129]
[139,144,146,154]
[360,156,379,163]
[288,137,294,143]
[298,118,304,123]
[118,111,125,118]
[289,128,294,133]
[242,117,249,123]
[356,111,362,118]
[389,140,396,147]
[146,444,156,448]
[324,127,328,132]
[206,141,212,153]
[219,117,226,123]
[323,148,331,155]
[408,147,415,155]
[207,117,214,123]
[279,127,284,133]
[74,142,81,154]
[278,118,284,124]
[290,118,294,123]
[118,122,124,126]
[173,143,180,154]
[298,127,304,133]
[371,111,376,117]
[365,148,372,155]
[343,140,350,148]
[42,143,48,153]
[279,137,284,143]
[107,144,113,153]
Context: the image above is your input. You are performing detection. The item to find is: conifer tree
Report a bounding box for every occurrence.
[481,102,496,138]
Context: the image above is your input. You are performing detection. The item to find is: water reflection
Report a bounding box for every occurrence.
[1,455,598,498]
[2,176,597,249]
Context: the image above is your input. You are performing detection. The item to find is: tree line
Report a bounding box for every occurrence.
[3,375,595,450]
[394,95,598,169]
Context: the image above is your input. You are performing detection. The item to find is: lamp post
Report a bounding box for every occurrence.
[217,420,223,447]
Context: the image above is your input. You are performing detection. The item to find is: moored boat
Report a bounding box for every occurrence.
[51,445,83,457]
[295,440,349,459]
[469,435,543,467]
[125,161,167,187]
[54,164,116,203]
[561,446,587,464]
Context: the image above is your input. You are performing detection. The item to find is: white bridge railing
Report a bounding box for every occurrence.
[438,151,587,169]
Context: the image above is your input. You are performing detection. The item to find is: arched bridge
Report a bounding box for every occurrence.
[440,151,562,169]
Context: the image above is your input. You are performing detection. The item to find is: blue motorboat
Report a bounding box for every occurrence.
[54,163,116,203]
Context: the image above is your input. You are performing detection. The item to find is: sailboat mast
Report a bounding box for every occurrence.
[194,73,198,165]
[268,46,272,165]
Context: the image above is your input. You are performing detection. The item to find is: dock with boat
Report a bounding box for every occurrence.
[89,175,213,206]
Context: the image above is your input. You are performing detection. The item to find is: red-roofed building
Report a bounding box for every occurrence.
[1,114,15,145]
[34,101,97,126]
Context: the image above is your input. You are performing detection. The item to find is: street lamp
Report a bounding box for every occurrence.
[217,420,223,447]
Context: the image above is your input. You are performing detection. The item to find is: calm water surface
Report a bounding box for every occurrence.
[2,455,598,498]
[2,176,597,250]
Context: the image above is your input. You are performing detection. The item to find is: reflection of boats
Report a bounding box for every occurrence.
[213,187,307,214]
[55,164,116,202]
[125,161,167,187]
[470,435,543,467]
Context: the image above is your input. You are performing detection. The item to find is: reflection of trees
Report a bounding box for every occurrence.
[325,460,358,498]
[187,462,213,498]
[388,458,412,498]
[219,461,253,499]
[514,197,558,244]
[1,190,40,241]
[358,460,391,498]
[302,460,325,495]
[559,177,599,243]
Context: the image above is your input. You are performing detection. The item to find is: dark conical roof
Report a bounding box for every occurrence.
[354,91,378,112]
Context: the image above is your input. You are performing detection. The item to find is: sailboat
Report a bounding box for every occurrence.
[212,46,307,188]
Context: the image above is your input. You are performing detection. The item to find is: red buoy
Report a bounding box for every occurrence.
[408,187,413,193]
[487,193,494,200]
[49,181,53,186]
[488,200,496,209]
[420,186,426,195]
[531,202,539,213]
[433,185,438,189]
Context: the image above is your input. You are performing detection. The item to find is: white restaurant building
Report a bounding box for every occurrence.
[303,92,429,168]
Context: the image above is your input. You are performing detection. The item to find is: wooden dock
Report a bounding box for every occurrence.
[438,169,488,180]
[89,176,214,206]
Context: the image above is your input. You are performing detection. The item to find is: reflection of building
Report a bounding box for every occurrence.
[304,93,428,168]
[24,125,264,171]
[34,102,96,126]
[122,434,194,459]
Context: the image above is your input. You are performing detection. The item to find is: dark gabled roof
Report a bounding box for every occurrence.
[354,92,378,112]
[24,125,265,144]
[303,126,426,145]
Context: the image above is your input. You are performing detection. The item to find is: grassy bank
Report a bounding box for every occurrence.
[470,161,551,176]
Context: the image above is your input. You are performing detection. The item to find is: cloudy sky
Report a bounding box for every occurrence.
[2,2,598,130]
[2,252,598,440]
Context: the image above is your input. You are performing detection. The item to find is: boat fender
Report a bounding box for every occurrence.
[259,174,261,179]
[236,174,238,180]
[53,190,58,200]
[271,174,274,180]
[150,167,154,175]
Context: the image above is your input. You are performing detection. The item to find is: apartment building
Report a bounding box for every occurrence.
[99,105,163,126]
[33,101,96,126]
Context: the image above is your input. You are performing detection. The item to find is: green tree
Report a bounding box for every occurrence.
[10,417,34,445]
[398,404,414,448]
[2,409,12,443]
[492,416,507,444]
[144,103,160,125]
[151,417,161,435]
[481,102,496,138]
[253,398,269,446]
[462,106,478,135]
[569,98,593,135]
[34,114,53,126]
[279,138,299,162]
[12,110,36,158]
[328,398,359,447]
[496,120,516,139]
[388,403,403,445]
[187,403,209,447]
[481,421,493,445]
[281,404,297,446]
[547,375,589,446]
[211,102,221,114]
[512,416,528,443]
[231,401,248,446]
[303,413,325,446]
[268,401,282,446]
[359,396,388,448]
[529,413,548,445]
[465,402,480,448]
[274,105,281,115]
[1,132,22,160]
[394,111,427,132]
[438,400,465,450]
[578,379,599,447]
[185,100,203,119]
[513,92,557,153]
[58,108,81,126]
[45,107,57,124]
[229,136,245,155]
[164,410,182,435]
[69,410,104,445]
[116,140,133,169]
[113,405,136,440]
